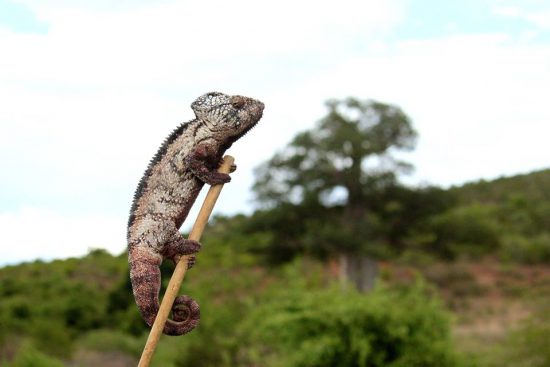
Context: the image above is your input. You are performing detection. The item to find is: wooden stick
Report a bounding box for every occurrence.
[138,155,235,367]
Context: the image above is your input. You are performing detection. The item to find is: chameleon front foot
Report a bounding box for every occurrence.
[161,238,201,265]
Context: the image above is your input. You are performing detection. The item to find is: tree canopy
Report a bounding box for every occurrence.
[253,97,417,210]
[251,98,420,263]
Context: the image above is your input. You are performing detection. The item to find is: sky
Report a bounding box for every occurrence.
[0,0,549,265]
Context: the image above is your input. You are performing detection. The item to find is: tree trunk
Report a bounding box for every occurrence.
[332,253,378,292]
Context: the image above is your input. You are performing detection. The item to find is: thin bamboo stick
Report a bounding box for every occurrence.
[138,155,235,367]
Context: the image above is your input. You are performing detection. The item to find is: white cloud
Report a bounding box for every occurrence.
[0,207,126,265]
[255,33,550,187]
[492,4,550,29]
[1,0,550,264]
[0,0,406,218]
[0,0,405,86]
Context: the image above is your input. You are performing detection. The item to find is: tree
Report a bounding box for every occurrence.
[252,98,417,290]
[254,98,416,211]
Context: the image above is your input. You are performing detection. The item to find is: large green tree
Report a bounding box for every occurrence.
[254,98,416,211]
[252,98,418,290]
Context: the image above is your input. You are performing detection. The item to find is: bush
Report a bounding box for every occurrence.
[500,233,550,264]
[76,329,142,357]
[28,319,74,359]
[1,341,64,367]
[427,205,500,259]
[63,292,105,331]
[235,281,461,367]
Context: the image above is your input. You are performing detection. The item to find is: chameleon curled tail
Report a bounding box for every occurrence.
[129,253,200,336]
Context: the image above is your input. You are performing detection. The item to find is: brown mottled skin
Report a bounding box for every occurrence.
[127,92,264,336]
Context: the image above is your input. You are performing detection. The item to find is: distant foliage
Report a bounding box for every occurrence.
[1,341,64,367]
[0,250,126,358]
[449,169,550,263]
[500,233,550,264]
[1,164,549,365]
[451,170,550,236]
[250,99,550,267]
[252,97,417,265]
[236,281,460,367]
[424,204,501,259]
[254,98,417,209]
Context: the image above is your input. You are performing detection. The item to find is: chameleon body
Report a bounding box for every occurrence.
[127,92,264,336]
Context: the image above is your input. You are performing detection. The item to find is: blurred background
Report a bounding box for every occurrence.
[0,0,549,366]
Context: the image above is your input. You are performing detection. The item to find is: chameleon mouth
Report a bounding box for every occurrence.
[248,101,264,127]
[247,101,264,125]
[231,101,263,141]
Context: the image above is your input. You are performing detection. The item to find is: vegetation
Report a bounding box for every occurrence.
[236,281,459,367]
[1,96,548,366]
[253,98,417,212]
[1,168,548,366]
[0,248,460,366]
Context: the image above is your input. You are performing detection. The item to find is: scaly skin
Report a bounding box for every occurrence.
[127,92,264,336]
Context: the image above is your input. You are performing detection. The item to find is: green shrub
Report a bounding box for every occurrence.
[63,288,106,331]
[28,319,74,359]
[500,233,550,264]
[235,281,460,367]
[1,341,64,367]
[76,329,142,357]
[427,205,500,259]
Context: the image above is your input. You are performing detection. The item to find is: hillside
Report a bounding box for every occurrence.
[451,168,550,205]
[1,169,549,366]
[448,168,550,263]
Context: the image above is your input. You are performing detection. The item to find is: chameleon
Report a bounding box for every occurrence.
[127,92,264,336]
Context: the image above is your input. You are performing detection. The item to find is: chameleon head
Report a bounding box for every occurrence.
[191,92,264,141]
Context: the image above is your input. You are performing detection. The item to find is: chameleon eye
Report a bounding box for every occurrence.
[230,97,245,109]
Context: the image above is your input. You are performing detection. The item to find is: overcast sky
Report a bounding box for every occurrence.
[1,0,549,265]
